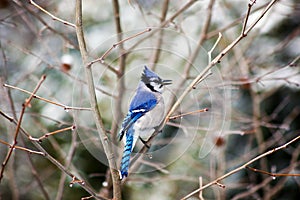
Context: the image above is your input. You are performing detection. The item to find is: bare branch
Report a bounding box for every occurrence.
[208,32,222,64]
[169,108,209,120]
[3,83,91,111]
[75,0,121,199]
[29,125,75,142]
[0,74,46,182]
[29,0,75,28]
[89,28,152,65]
[181,135,300,199]
[246,166,300,177]
[0,139,45,156]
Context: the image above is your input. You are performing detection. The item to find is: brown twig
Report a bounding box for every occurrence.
[169,108,209,120]
[0,139,45,156]
[29,125,75,142]
[0,74,46,182]
[181,135,300,199]
[246,166,300,177]
[55,126,78,200]
[242,0,256,36]
[3,83,91,111]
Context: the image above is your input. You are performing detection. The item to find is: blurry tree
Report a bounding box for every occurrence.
[0,0,299,200]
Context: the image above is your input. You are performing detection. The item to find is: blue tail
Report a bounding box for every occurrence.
[120,128,134,179]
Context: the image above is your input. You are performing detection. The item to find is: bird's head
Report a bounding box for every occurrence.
[141,66,172,93]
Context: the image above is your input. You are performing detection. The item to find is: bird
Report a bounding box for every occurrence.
[118,66,171,179]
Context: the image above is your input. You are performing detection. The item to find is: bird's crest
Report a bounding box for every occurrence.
[141,66,171,93]
[141,66,160,84]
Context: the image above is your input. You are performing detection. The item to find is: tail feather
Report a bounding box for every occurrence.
[120,129,134,179]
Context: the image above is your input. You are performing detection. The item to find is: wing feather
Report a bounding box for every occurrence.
[118,91,157,141]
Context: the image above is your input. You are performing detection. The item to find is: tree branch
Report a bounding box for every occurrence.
[74,0,121,199]
[181,135,300,199]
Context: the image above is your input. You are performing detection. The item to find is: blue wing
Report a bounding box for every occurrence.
[118,91,157,141]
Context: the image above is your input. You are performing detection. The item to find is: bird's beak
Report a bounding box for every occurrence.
[162,79,172,85]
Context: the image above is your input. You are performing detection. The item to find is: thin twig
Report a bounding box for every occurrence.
[29,0,75,28]
[246,166,300,177]
[29,125,75,142]
[181,135,300,199]
[169,108,209,120]
[0,74,46,182]
[81,196,94,200]
[55,127,78,200]
[242,0,256,36]
[90,28,152,64]
[3,84,91,111]
[208,32,222,64]
[0,139,45,156]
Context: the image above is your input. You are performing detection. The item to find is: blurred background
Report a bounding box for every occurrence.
[0,0,299,199]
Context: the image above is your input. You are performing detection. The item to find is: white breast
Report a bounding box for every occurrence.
[130,96,165,150]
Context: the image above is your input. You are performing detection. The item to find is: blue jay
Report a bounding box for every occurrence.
[118,66,171,179]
